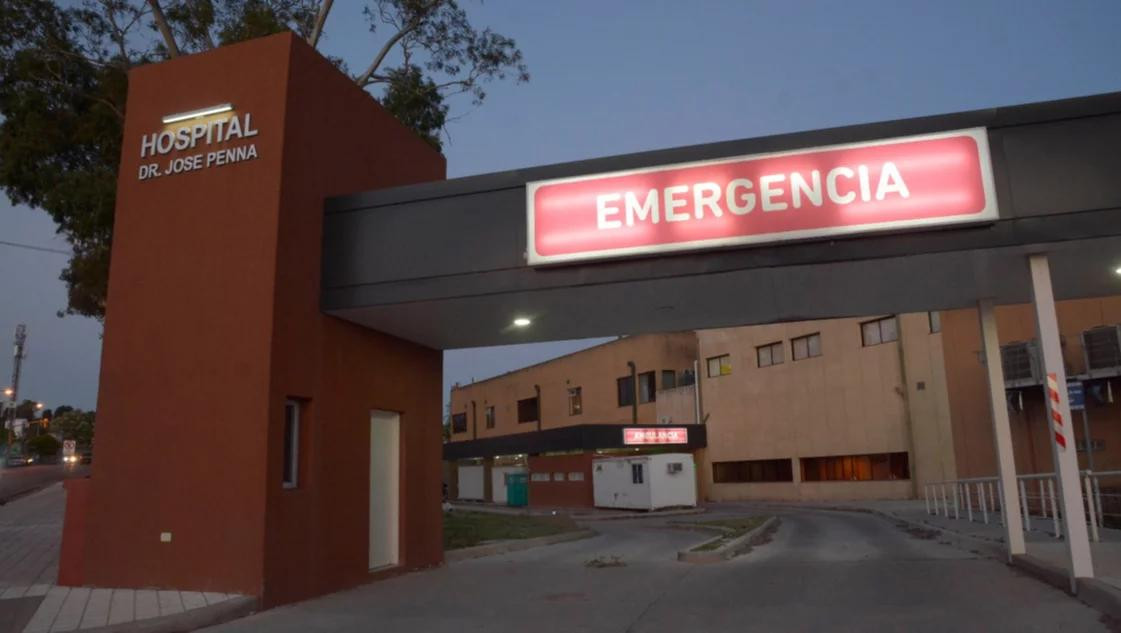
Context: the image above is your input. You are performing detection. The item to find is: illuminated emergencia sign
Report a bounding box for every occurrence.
[623,427,688,445]
[526,128,997,265]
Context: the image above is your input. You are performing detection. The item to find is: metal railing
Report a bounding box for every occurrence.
[924,470,1116,542]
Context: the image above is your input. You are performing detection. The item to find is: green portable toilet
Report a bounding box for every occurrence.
[506,472,528,507]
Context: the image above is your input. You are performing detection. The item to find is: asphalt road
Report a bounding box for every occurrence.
[0,464,88,503]
[203,508,1113,632]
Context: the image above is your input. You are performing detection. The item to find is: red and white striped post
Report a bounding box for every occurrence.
[1029,254,1093,589]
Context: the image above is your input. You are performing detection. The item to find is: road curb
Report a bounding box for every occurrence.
[444,528,597,563]
[0,479,63,506]
[446,503,705,521]
[676,516,779,564]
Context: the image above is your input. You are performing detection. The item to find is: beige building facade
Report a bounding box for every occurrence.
[444,296,1121,507]
[697,313,957,502]
[449,332,700,440]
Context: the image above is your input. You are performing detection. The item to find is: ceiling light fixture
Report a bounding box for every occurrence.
[512,317,532,327]
[162,103,233,125]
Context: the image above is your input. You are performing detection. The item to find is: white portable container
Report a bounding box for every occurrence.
[592,453,697,510]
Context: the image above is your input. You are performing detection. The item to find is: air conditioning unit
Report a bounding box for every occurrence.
[1001,341,1042,388]
[1083,325,1121,378]
[666,462,683,474]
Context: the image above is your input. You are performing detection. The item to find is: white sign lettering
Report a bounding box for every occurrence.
[137,111,259,181]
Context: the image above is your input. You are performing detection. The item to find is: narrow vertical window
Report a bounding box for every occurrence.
[568,387,583,415]
[631,463,644,484]
[283,399,301,489]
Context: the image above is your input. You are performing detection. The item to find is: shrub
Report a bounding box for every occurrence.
[27,434,60,457]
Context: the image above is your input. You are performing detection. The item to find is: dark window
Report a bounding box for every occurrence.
[792,333,821,361]
[451,412,467,434]
[928,311,941,334]
[568,388,582,416]
[662,370,677,390]
[638,371,657,403]
[800,452,910,482]
[757,341,784,367]
[712,459,793,483]
[631,463,644,484]
[517,397,539,424]
[707,354,731,377]
[283,400,301,489]
[484,406,495,429]
[617,375,635,407]
[862,316,899,346]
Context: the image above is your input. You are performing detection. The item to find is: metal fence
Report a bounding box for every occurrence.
[924,470,1119,543]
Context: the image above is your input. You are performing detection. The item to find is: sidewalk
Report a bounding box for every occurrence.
[0,484,254,633]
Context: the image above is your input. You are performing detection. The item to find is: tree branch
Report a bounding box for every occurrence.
[308,0,333,49]
[147,0,180,58]
[354,0,440,86]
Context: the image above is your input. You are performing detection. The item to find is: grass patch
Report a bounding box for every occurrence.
[444,511,577,550]
[685,516,769,552]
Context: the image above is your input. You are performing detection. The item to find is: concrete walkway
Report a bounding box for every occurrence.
[0,486,65,591]
[201,509,1107,632]
[0,484,251,633]
[777,498,1121,590]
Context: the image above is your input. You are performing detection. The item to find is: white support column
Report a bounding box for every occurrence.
[1028,254,1094,586]
[978,298,1026,559]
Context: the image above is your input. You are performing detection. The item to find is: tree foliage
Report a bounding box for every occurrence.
[0,0,528,321]
[28,433,61,456]
[50,409,96,446]
[13,399,41,420]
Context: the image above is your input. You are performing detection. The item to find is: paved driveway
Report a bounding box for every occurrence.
[204,508,1110,632]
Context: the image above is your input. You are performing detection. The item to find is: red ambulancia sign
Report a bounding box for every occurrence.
[623,427,689,446]
[527,128,997,265]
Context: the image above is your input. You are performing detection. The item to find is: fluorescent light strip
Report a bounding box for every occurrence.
[161,103,233,125]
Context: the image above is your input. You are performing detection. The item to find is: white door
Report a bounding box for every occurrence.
[369,410,400,570]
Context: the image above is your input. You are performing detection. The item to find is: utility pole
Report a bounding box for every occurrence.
[5,324,26,445]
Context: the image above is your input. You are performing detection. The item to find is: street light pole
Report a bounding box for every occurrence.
[6,325,27,448]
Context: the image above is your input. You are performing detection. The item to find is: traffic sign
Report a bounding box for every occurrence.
[1068,380,1085,411]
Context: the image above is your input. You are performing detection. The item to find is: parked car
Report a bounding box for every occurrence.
[79,451,93,465]
[5,453,33,467]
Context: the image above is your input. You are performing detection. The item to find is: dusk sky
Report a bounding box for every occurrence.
[2,0,1121,411]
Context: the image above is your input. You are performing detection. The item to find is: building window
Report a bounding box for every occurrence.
[791,333,821,361]
[638,371,657,403]
[568,387,582,416]
[568,472,585,481]
[553,472,565,481]
[801,452,910,482]
[862,316,899,346]
[712,459,793,483]
[530,473,550,482]
[929,311,941,334]
[756,341,784,368]
[662,370,677,390]
[517,397,539,424]
[617,375,635,407]
[283,400,301,489]
[451,412,467,434]
[485,406,495,429]
[631,463,644,484]
[707,354,732,377]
